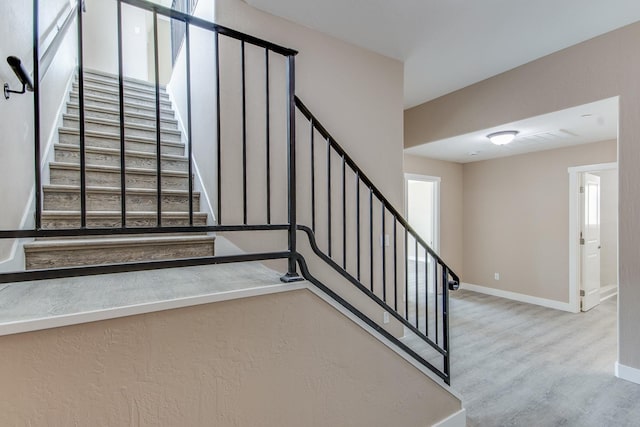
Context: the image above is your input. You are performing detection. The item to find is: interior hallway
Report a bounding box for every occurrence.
[450,290,640,426]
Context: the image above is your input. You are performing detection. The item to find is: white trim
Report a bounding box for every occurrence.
[432,408,467,427]
[461,282,573,312]
[615,362,640,385]
[404,173,441,253]
[568,162,618,313]
[0,282,307,337]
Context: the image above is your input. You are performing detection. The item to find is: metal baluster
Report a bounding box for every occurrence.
[405,228,408,320]
[393,219,398,311]
[369,187,373,292]
[382,204,386,302]
[327,138,331,257]
[425,248,429,335]
[265,49,271,224]
[310,119,315,232]
[442,265,451,383]
[77,0,87,228]
[186,22,194,225]
[215,32,221,224]
[116,0,126,228]
[415,237,419,328]
[356,172,360,280]
[241,40,247,224]
[33,0,41,230]
[153,10,162,226]
[342,155,346,269]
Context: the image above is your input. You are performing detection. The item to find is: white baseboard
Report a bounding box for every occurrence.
[460,282,573,312]
[432,408,466,427]
[615,362,640,385]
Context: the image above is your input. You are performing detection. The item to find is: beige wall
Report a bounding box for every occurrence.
[0,289,461,425]
[462,140,616,302]
[404,20,640,369]
[210,0,406,333]
[596,169,618,288]
[404,155,463,276]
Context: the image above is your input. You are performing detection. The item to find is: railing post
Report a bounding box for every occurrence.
[281,54,303,283]
[33,0,41,230]
[442,265,451,385]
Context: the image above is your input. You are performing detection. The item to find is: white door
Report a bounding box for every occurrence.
[405,176,439,250]
[581,172,601,311]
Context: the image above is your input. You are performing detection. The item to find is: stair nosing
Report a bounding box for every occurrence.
[72,83,172,105]
[82,69,167,90]
[24,234,215,250]
[66,102,178,125]
[42,210,207,217]
[63,114,181,136]
[68,94,174,114]
[82,75,169,95]
[50,161,190,177]
[55,143,188,162]
[43,184,200,196]
[58,127,185,148]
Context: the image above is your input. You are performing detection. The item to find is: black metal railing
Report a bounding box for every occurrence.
[0,0,459,384]
[294,97,460,383]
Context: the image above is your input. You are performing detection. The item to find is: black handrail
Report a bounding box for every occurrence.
[295,96,459,273]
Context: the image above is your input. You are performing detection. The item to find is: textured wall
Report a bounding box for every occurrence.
[404,21,640,368]
[0,289,460,426]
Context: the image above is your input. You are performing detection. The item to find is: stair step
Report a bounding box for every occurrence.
[24,234,215,270]
[41,210,207,228]
[66,103,178,128]
[50,162,191,190]
[68,94,175,118]
[81,74,170,99]
[63,114,182,143]
[83,69,166,91]
[72,83,172,108]
[58,128,185,156]
[54,144,189,172]
[43,185,200,212]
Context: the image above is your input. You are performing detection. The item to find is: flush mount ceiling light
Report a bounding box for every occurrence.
[487,130,519,145]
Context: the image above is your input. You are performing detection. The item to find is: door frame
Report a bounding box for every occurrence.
[568,162,618,313]
[404,173,441,253]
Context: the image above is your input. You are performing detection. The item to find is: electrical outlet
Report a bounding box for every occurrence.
[494,273,500,280]
[383,311,390,324]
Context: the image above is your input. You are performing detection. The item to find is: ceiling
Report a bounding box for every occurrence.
[244,0,640,108]
[404,97,619,163]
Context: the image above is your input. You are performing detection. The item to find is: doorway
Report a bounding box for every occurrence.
[405,174,440,252]
[569,163,618,313]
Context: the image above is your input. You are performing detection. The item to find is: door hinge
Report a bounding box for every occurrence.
[580,238,585,245]
[580,186,585,194]
[580,290,585,297]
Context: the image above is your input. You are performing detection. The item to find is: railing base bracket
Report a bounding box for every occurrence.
[280,272,304,283]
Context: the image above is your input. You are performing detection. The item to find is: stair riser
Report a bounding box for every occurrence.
[54,147,189,172]
[82,71,166,91]
[69,95,174,119]
[59,131,184,156]
[25,240,215,270]
[67,105,178,129]
[72,86,171,108]
[50,167,190,191]
[41,215,207,229]
[63,116,182,143]
[80,77,171,99]
[43,191,200,212]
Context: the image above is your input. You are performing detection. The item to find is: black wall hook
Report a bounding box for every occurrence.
[4,56,34,100]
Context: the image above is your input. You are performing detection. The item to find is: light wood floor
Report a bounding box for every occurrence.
[447,290,640,426]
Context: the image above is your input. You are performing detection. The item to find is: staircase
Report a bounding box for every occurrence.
[23,70,214,270]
